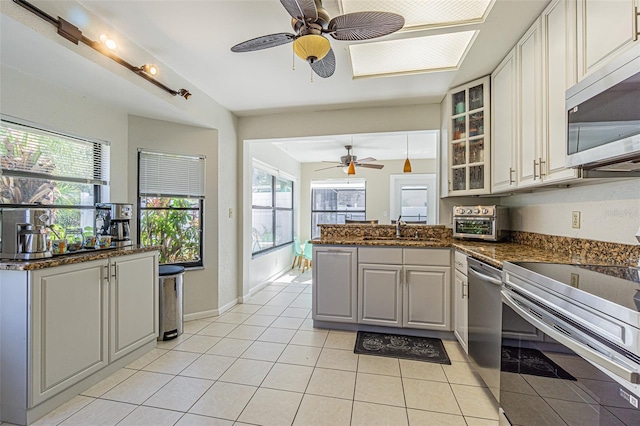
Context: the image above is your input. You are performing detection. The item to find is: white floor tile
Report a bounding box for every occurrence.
[237,388,303,426]
[261,363,314,393]
[173,335,221,354]
[289,330,328,347]
[141,350,200,375]
[189,382,257,421]
[219,358,274,386]
[215,312,252,324]
[399,359,447,382]
[351,401,409,426]
[242,314,277,327]
[58,399,136,426]
[277,345,321,367]
[450,384,499,420]
[306,368,356,400]
[403,378,460,415]
[183,320,211,334]
[118,406,183,426]
[207,338,253,357]
[270,317,304,330]
[179,354,236,380]
[257,327,296,344]
[101,371,173,405]
[143,376,213,412]
[323,331,357,351]
[225,325,267,341]
[255,306,286,316]
[358,355,401,377]
[241,341,287,362]
[293,394,352,426]
[354,372,405,407]
[32,395,94,425]
[407,409,466,425]
[156,333,193,350]
[316,348,358,372]
[197,322,238,338]
[175,413,233,426]
[125,348,169,370]
[281,307,311,318]
[81,368,136,398]
[229,304,261,315]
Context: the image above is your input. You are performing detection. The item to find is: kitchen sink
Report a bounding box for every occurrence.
[361,236,442,242]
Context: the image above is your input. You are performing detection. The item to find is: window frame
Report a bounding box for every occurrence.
[310,179,367,239]
[251,166,294,257]
[0,115,108,231]
[137,149,205,268]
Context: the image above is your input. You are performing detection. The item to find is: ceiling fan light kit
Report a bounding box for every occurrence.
[293,34,331,62]
[347,160,356,175]
[404,136,412,173]
[230,0,404,78]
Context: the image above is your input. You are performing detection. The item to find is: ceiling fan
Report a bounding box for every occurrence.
[230,0,405,78]
[316,145,384,171]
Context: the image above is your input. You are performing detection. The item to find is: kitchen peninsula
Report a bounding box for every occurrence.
[0,247,159,426]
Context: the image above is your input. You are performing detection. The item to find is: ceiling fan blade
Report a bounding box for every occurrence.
[357,163,384,169]
[309,48,336,78]
[328,12,405,41]
[231,33,295,53]
[356,157,376,163]
[315,165,343,171]
[280,0,317,21]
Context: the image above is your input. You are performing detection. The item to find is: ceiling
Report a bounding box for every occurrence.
[1,0,549,161]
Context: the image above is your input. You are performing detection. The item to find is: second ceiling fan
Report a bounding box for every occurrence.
[230,0,405,78]
[316,145,384,173]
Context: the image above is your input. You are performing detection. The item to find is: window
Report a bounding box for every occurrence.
[0,116,109,234]
[252,165,294,255]
[138,150,205,267]
[401,186,428,223]
[390,174,438,225]
[311,179,366,239]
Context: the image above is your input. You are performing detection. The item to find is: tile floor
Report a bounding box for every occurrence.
[5,270,499,426]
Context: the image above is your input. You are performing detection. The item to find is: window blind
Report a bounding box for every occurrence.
[139,150,206,198]
[0,118,110,185]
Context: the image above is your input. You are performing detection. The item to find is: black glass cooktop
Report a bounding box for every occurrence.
[509,262,640,312]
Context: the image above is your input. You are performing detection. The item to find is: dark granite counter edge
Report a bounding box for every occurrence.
[0,246,160,271]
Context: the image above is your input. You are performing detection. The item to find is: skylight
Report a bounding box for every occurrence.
[340,0,495,30]
[349,31,478,78]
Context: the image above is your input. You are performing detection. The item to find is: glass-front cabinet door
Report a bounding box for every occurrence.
[447,76,491,195]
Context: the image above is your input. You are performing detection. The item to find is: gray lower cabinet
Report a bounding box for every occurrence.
[356,247,452,331]
[313,246,358,323]
[0,250,158,425]
[358,263,403,326]
[109,252,159,362]
[30,259,109,407]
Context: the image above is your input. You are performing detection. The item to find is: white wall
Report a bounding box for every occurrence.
[0,66,129,202]
[128,116,221,316]
[243,142,301,296]
[501,179,640,245]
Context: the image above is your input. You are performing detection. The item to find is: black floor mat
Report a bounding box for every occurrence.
[501,346,576,380]
[354,331,451,364]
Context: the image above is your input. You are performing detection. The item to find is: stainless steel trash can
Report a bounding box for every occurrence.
[158,265,184,341]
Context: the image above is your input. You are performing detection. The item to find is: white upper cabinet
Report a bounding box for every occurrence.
[491,48,517,193]
[516,17,543,188]
[447,76,491,196]
[576,0,640,80]
[541,0,581,184]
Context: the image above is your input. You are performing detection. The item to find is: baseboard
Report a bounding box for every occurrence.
[183,299,237,322]
[239,268,293,303]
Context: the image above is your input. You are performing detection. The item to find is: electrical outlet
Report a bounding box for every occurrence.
[228,208,233,218]
[572,211,580,229]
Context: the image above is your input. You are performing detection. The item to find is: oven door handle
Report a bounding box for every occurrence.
[502,291,640,385]
[468,265,502,286]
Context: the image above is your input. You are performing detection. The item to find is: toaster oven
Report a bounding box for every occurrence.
[452,205,510,241]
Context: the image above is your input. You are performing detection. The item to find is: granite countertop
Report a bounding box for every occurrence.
[0,246,160,271]
[311,237,630,269]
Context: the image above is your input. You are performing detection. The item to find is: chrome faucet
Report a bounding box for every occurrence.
[395,215,406,238]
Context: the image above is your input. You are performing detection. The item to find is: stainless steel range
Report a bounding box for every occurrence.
[501,261,640,425]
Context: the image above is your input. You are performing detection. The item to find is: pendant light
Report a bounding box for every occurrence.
[347,159,356,175]
[403,135,412,173]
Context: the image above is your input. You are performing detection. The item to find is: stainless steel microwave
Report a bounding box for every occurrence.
[565,44,640,171]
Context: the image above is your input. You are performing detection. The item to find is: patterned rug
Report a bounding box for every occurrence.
[354,331,451,364]
[501,346,576,380]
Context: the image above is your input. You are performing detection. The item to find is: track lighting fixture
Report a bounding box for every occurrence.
[13,0,191,101]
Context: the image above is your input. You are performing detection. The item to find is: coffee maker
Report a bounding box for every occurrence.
[95,203,133,247]
[0,207,53,260]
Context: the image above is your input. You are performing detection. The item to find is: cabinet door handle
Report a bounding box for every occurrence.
[462,282,468,298]
[103,265,110,281]
[539,157,546,177]
[533,159,538,179]
[509,167,515,184]
[111,263,117,281]
[634,6,639,41]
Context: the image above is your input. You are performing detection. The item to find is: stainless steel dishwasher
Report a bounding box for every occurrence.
[467,257,502,403]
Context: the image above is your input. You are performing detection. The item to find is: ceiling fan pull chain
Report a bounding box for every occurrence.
[310,68,314,83]
[292,48,295,71]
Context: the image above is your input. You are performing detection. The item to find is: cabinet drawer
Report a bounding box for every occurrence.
[454,251,468,273]
[403,248,451,266]
[358,247,403,264]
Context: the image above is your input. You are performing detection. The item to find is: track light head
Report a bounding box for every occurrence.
[99,34,117,50]
[140,64,158,76]
[177,89,192,100]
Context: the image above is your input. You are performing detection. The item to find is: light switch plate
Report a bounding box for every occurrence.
[572,211,580,229]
